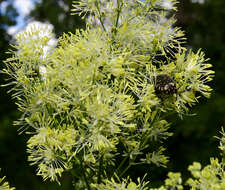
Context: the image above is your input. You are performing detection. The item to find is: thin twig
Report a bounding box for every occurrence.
[114,156,128,177]
[95,1,106,31]
[80,160,91,190]
[97,155,103,184]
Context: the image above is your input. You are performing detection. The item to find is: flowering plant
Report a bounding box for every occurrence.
[2,0,215,189]
[0,169,15,190]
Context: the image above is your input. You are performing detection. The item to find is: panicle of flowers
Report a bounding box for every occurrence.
[150,172,183,190]
[151,129,225,190]
[92,176,149,190]
[2,24,55,102]
[185,129,225,189]
[186,158,225,189]
[2,0,215,187]
[157,49,214,114]
[26,115,79,183]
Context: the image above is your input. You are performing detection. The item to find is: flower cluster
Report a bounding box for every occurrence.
[0,169,15,190]
[149,129,225,190]
[186,158,225,189]
[150,172,183,190]
[2,0,214,188]
[93,176,149,190]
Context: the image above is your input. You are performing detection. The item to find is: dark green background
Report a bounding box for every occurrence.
[0,0,224,189]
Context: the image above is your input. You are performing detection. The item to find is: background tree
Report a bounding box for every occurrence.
[29,0,85,37]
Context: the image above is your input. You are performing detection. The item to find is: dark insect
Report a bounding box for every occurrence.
[154,74,177,96]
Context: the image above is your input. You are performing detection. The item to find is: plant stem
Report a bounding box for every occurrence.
[112,0,123,37]
[115,0,122,28]
[80,161,91,190]
[118,111,161,178]
[140,110,161,148]
[119,162,132,178]
[97,155,103,184]
[95,1,106,31]
[114,156,128,176]
[115,0,123,28]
